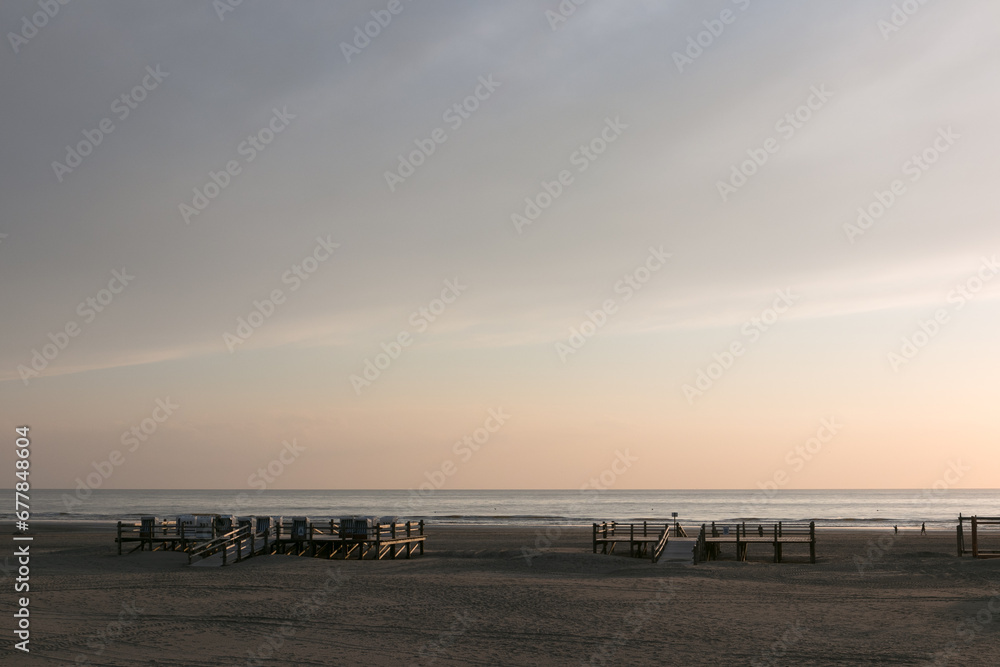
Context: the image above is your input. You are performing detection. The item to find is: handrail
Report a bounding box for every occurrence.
[190,526,246,553]
[651,527,670,563]
[188,525,256,564]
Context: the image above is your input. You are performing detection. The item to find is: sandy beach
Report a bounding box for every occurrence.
[4,522,999,666]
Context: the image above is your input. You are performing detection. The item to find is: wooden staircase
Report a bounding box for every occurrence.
[188,525,273,567]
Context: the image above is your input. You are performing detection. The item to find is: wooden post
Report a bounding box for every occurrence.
[809,521,816,564]
[773,524,779,563]
[419,520,424,556]
[643,520,647,537]
[222,539,227,566]
[592,524,597,554]
[971,516,979,558]
[957,514,964,557]
[630,523,635,557]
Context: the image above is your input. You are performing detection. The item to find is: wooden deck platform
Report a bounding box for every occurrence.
[957,514,1000,559]
[116,516,426,566]
[696,521,816,563]
[268,520,426,561]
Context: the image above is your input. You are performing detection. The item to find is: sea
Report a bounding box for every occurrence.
[27,488,1000,529]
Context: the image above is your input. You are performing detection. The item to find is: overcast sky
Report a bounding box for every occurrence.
[2,0,999,491]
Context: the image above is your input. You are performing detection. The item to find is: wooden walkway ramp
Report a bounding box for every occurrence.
[656,537,697,564]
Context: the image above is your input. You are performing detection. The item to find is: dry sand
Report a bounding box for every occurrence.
[3,522,999,666]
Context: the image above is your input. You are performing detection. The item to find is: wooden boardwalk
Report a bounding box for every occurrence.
[957,514,1000,559]
[593,521,688,563]
[116,516,425,566]
[658,537,698,563]
[696,521,816,563]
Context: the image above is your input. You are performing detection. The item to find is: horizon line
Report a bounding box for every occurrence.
[23,487,1000,492]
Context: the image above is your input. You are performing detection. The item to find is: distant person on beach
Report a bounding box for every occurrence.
[894,525,898,534]
[921,522,926,535]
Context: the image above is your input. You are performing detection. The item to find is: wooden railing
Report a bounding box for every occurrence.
[272,518,425,541]
[651,527,671,563]
[116,519,213,554]
[118,516,428,563]
[704,521,813,539]
[699,521,816,563]
[593,521,672,540]
[187,524,273,565]
[957,515,1000,559]
[593,521,685,562]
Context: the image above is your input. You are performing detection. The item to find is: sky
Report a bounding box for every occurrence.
[1,0,999,492]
